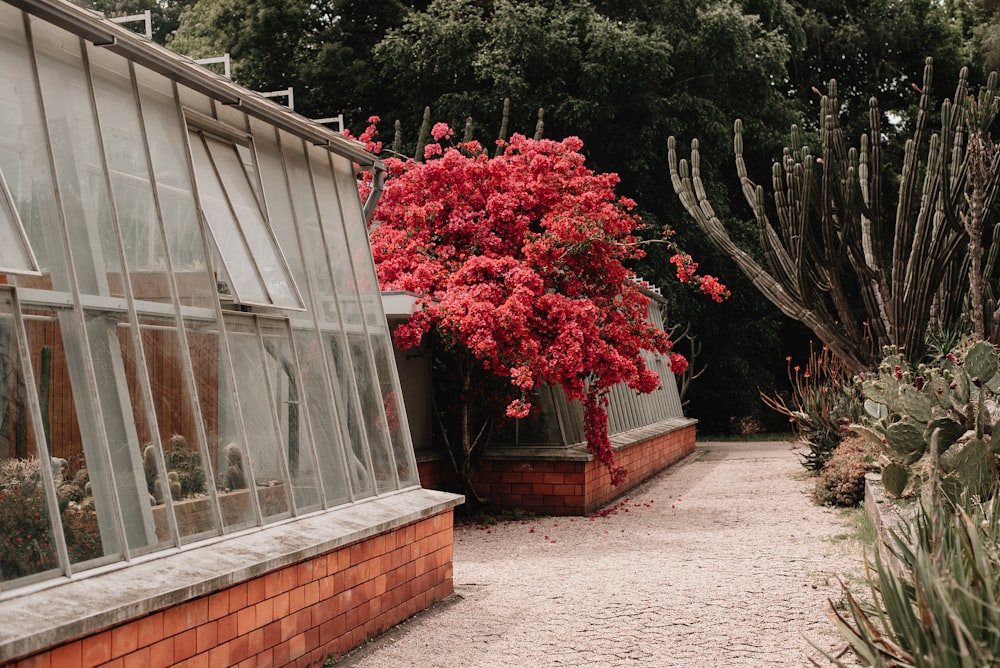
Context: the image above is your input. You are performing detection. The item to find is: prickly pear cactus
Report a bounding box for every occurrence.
[859,342,999,499]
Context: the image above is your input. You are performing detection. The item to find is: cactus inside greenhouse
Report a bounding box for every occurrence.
[668,58,1000,372]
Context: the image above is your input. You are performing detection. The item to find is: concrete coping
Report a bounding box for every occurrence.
[0,487,463,663]
[470,417,698,462]
[863,474,908,575]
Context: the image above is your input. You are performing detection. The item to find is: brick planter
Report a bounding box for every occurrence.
[419,418,696,515]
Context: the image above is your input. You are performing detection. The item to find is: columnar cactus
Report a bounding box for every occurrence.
[858,341,1000,499]
[668,59,1000,372]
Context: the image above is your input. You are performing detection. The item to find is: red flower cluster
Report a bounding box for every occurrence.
[669,252,730,303]
[358,120,723,482]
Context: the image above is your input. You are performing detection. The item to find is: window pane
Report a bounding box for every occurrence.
[260,324,320,512]
[348,336,396,492]
[281,137,375,500]
[0,299,60,585]
[85,310,174,553]
[309,148,396,492]
[324,333,374,499]
[186,318,256,532]
[309,149,359,325]
[370,334,418,486]
[223,316,291,521]
[187,130,269,305]
[141,316,219,542]
[188,129,302,310]
[330,153,417,485]
[89,46,176,306]
[31,16,120,298]
[252,124,307,294]
[0,167,38,275]
[0,7,62,287]
[23,305,122,570]
[205,136,300,309]
[292,328,350,506]
[133,65,216,308]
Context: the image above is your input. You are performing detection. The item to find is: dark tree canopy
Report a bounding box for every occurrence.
[159,0,987,432]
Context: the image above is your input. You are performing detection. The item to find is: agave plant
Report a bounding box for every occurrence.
[816,495,1000,667]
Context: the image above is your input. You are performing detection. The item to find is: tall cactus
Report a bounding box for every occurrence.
[668,59,1000,371]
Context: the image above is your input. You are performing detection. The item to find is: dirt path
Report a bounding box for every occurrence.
[340,440,863,667]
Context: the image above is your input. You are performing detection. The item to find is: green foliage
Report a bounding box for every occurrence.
[170,0,411,118]
[791,0,968,137]
[0,462,55,579]
[821,496,1000,667]
[92,0,197,44]
[0,457,100,580]
[857,341,1000,500]
[814,435,878,507]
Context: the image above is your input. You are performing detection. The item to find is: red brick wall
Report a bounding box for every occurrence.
[3,510,455,668]
[583,424,695,511]
[420,422,696,515]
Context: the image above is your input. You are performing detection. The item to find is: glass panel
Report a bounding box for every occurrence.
[370,333,417,486]
[260,323,320,512]
[175,82,213,117]
[348,335,395,492]
[133,65,216,308]
[331,153,417,485]
[140,316,219,542]
[254,124,352,505]
[292,328,350,506]
[326,333,374,498]
[282,137,375,499]
[23,305,122,570]
[186,317,256,532]
[223,315,291,521]
[311,148,397,492]
[310,149,359,325]
[0,166,39,275]
[31,17,118,298]
[188,128,302,310]
[85,309,172,553]
[331,154,381,312]
[0,297,60,585]
[252,123,308,297]
[205,135,300,308]
[0,7,63,288]
[187,130,269,305]
[89,47,175,305]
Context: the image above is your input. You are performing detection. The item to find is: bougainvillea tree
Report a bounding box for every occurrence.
[354,118,726,500]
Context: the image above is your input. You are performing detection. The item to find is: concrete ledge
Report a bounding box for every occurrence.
[483,417,699,462]
[0,487,462,663]
[864,474,906,575]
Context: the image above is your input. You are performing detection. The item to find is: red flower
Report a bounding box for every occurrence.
[361,121,726,482]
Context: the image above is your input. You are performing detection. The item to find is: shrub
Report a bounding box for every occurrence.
[0,457,101,580]
[814,435,878,507]
[0,483,56,579]
[762,342,864,473]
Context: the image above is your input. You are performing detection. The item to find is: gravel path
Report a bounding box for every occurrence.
[341,440,863,667]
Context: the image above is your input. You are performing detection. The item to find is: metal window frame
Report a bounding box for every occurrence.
[0,164,41,277]
[184,112,304,311]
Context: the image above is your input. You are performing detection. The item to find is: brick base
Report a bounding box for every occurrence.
[3,510,455,668]
[420,420,696,515]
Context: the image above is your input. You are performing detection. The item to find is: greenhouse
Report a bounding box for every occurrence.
[0,0,459,664]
